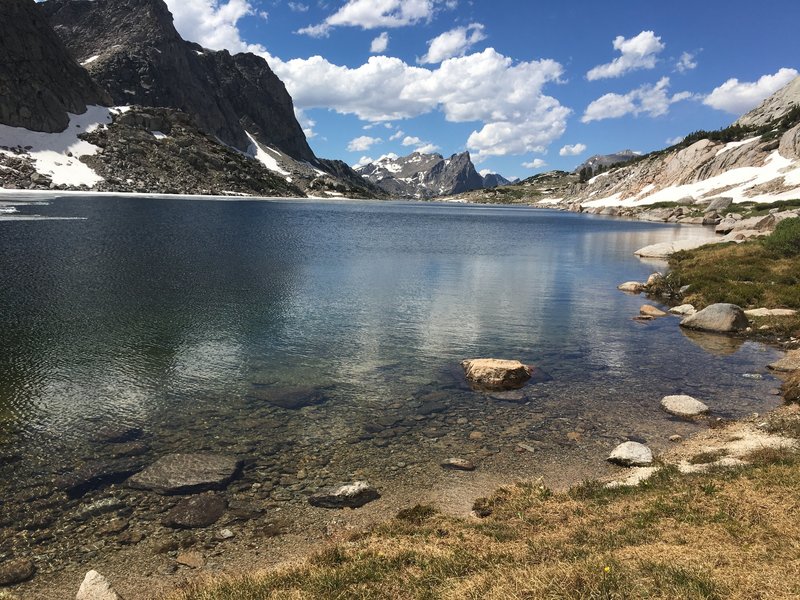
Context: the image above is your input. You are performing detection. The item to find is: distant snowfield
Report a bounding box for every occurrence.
[583,151,800,208]
[0,106,129,187]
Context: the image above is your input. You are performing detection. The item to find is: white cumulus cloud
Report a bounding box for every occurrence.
[587,31,665,81]
[389,130,405,141]
[295,108,316,138]
[401,135,422,146]
[522,159,547,169]
[163,1,569,161]
[298,0,442,37]
[703,68,799,114]
[419,23,487,64]
[353,155,375,167]
[164,0,260,54]
[415,142,440,154]
[582,77,691,123]
[370,32,390,53]
[347,135,382,151]
[559,143,586,156]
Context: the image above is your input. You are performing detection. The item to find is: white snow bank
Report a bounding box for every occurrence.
[151,131,168,140]
[0,106,128,187]
[81,55,100,66]
[583,151,800,208]
[715,137,759,157]
[246,132,289,176]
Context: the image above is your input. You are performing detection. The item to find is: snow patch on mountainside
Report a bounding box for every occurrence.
[0,106,129,187]
[583,151,800,208]
[246,132,289,176]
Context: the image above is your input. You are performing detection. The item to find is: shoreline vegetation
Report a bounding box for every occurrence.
[156,224,800,600]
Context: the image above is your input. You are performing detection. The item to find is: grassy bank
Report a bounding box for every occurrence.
[170,405,800,600]
[666,217,800,338]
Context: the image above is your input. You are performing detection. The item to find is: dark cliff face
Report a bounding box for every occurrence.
[0,0,110,132]
[41,0,315,162]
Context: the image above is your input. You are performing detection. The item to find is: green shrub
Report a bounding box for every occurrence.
[763,217,800,257]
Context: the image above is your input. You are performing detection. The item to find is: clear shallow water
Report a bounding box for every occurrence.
[0,197,784,536]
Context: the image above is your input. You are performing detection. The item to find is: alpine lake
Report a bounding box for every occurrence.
[0,196,785,595]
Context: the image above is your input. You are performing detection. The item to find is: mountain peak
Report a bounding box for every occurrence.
[356,150,485,198]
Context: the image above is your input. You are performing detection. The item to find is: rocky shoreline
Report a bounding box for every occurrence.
[0,338,794,599]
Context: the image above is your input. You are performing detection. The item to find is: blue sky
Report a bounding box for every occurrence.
[165,0,799,179]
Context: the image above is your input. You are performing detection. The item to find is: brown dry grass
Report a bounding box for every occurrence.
[170,416,800,600]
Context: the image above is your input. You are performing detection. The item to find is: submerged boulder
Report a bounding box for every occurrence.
[162,494,227,529]
[127,454,241,495]
[607,442,653,467]
[461,359,532,390]
[250,386,330,410]
[679,303,748,333]
[640,305,668,318]
[309,481,380,509]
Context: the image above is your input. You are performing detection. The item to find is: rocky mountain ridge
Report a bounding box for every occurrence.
[355,151,486,198]
[41,0,314,162]
[0,0,380,198]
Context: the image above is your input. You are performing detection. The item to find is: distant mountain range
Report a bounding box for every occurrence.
[354,151,509,198]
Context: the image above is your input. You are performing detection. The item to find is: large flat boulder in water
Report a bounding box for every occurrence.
[127,453,241,495]
[679,303,748,333]
[461,358,532,390]
[661,395,709,417]
[634,239,718,258]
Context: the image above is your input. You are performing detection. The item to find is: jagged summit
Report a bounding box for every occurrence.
[41,0,315,162]
[356,151,485,198]
[0,0,110,133]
